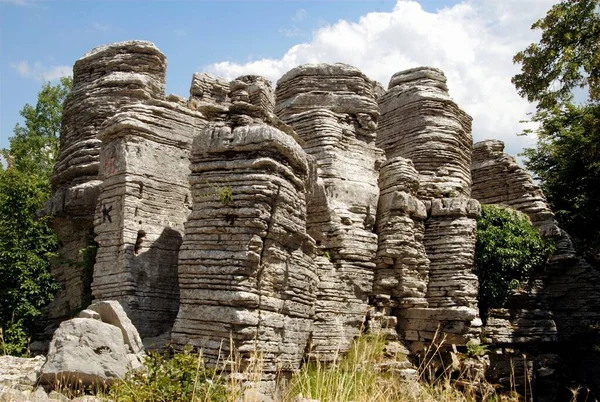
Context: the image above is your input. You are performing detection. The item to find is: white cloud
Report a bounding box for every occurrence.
[292,8,307,23]
[279,26,301,37]
[205,0,555,157]
[11,60,72,81]
[92,22,110,31]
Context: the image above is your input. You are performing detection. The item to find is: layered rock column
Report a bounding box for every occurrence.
[371,157,428,336]
[171,77,317,379]
[93,99,205,338]
[275,64,385,358]
[45,41,168,329]
[377,67,481,348]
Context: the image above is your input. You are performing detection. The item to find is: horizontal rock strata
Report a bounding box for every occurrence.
[93,100,205,337]
[171,81,317,378]
[45,41,168,332]
[275,63,385,358]
[378,67,480,349]
[472,140,600,342]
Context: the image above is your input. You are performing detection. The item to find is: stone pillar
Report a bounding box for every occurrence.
[275,64,385,359]
[171,76,317,380]
[45,41,167,331]
[371,157,428,336]
[377,67,481,349]
[93,100,205,338]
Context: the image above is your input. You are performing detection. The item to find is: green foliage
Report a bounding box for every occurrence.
[217,185,233,204]
[0,169,60,355]
[513,0,600,267]
[0,77,71,355]
[465,340,488,358]
[109,346,229,402]
[522,103,600,267]
[1,77,72,179]
[474,205,553,319]
[512,0,600,110]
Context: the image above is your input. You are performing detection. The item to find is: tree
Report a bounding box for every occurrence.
[474,205,553,320]
[521,103,600,266]
[512,0,600,110]
[0,77,71,355]
[513,0,600,267]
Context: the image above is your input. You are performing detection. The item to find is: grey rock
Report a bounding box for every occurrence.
[76,309,100,320]
[88,300,144,354]
[0,355,46,388]
[40,318,129,387]
[275,63,385,359]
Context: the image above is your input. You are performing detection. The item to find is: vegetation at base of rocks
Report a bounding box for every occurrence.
[474,205,554,319]
[466,340,488,358]
[513,0,600,268]
[0,77,72,356]
[109,346,231,402]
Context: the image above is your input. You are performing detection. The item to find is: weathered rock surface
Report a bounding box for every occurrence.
[377,67,480,349]
[92,99,205,337]
[0,355,46,389]
[472,140,559,237]
[45,40,168,334]
[40,318,129,386]
[370,157,428,338]
[88,300,144,354]
[275,63,384,358]
[472,139,600,398]
[171,76,317,379]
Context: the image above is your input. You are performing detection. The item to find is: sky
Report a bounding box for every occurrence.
[0,0,557,158]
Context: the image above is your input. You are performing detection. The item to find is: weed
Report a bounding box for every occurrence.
[466,340,488,358]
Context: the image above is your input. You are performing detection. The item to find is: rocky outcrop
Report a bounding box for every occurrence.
[377,67,481,349]
[171,76,317,380]
[472,139,600,399]
[472,140,559,237]
[370,157,428,338]
[45,41,168,333]
[0,355,46,390]
[40,301,143,387]
[275,64,385,358]
[92,99,205,338]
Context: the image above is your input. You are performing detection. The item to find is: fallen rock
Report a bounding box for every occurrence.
[40,318,129,387]
[88,300,144,354]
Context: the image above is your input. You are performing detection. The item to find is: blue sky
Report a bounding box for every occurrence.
[0,0,555,157]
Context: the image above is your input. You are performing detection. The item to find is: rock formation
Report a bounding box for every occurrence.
[472,139,600,399]
[42,41,599,397]
[377,67,481,350]
[40,301,144,387]
[45,41,169,332]
[171,77,317,379]
[275,64,385,358]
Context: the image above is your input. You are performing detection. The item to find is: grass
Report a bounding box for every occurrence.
[5,330,582,402]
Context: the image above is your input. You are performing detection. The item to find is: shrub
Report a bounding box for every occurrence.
[474,205,554,319]
[109,346,229,402]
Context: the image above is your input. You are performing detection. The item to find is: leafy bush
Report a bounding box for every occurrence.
[474,205,554,319]
[0,169,60,355]
[109,346,230,402]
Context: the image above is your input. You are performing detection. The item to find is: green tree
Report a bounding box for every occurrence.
[474,205,553,319]
[0,77,71,355]
[522,103,600,266]
[513,0,600,267]
[512,0,600,110]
